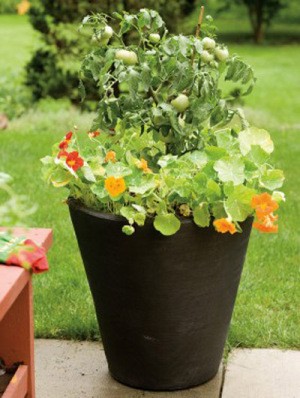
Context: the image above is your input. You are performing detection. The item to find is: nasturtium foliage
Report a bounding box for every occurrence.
[42,9,284,236]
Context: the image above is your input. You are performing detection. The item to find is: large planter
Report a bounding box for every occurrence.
[69,200,253,391]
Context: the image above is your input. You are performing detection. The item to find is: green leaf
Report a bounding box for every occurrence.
[225,185,256,221]
[81,165,96,182]
[154,213,181,236]
[247,145,270,165]
[91,182,107,200]
[183,151,208,168]
[210,103,228,126]
[205,146,227,160]
[120,206,146,226]
[122,225,135,235]
[212,202,227,219]
[206,179,221,201]
[134,212,146,226]
[238,127,274,155]
[193,203,210,227]
[120,206,136,224]
[215,129,239,153]
[260,169,285,190]
[50,169,72,188]
[193,172,208,194]
[138,9,151,28]
[105,162,132,177]
[214,157,245,185]
[129,180,157,195]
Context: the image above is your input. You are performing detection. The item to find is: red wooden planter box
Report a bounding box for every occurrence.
[0,228,52,398]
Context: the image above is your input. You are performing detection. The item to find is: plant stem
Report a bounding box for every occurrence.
[149,86,159,105]
[191,5,205,66]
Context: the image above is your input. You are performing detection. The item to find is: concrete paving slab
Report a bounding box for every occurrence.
[222,348,300,398]
[35,339,223,398]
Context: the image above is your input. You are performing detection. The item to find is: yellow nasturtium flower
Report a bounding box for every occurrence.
[105,176,126,197]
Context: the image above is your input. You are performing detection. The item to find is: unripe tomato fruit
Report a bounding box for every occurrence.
[201,50,214,63]
[202,37,216,49]
[102,25,113,39]
[115,50,138,65]
[215,46,229,61]
[171,94,189,112]
[149,33,161,43]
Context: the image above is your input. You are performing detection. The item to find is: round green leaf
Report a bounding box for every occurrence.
[214,157,245,185]
[238,127,274,155]
[122,225,135,235]
[154,213,181,236]
[260,169,285,190]
[193,203,210,227]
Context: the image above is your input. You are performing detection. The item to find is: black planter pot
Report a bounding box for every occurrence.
[69,200,253,391]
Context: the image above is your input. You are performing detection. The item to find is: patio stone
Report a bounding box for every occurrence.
[35,339,223,398]
[222,348,300,398]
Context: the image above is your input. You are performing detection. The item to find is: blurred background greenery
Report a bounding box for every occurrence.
[0,1,299,350]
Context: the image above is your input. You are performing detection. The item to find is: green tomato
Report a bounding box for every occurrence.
[215,46,229,62]
[149,33,161,43]
[102,25,113,39]
[202,37,216,49]
[171,94,190,113]
[201,50,214,63]
[115,49,138,65]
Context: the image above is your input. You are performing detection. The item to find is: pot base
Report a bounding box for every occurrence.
[109,367,220,391]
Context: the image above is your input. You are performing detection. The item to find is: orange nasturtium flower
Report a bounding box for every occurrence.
[253,213,278,233]
[66,151,84,171]
[213,218,237,235]
[105,150,116,163]
[251,192,278,220]
[17,0,30,15]
[137,158,152,173]
[88,131,100,139]
[105,176,126,197]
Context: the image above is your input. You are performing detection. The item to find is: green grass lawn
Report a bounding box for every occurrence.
[0,15,39,77]
[0,16,299,349]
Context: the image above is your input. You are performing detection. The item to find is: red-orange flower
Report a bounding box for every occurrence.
[88,131,100,139]
[59,132,73,149]
[251,192,278,220]
[57,150,68,159]
[59,140,68,149]
[105,176,126,197]
[253,213,278,233]
[66,151,84,171]
[137,158,152,173]
[105,150,116,163]
[213,218,237,234]
[65,131,73,141]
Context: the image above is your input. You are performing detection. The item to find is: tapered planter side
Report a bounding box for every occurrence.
[69,200,252,391]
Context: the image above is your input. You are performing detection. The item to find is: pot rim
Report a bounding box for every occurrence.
[68,198,196,225]
[68,198,254,227]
